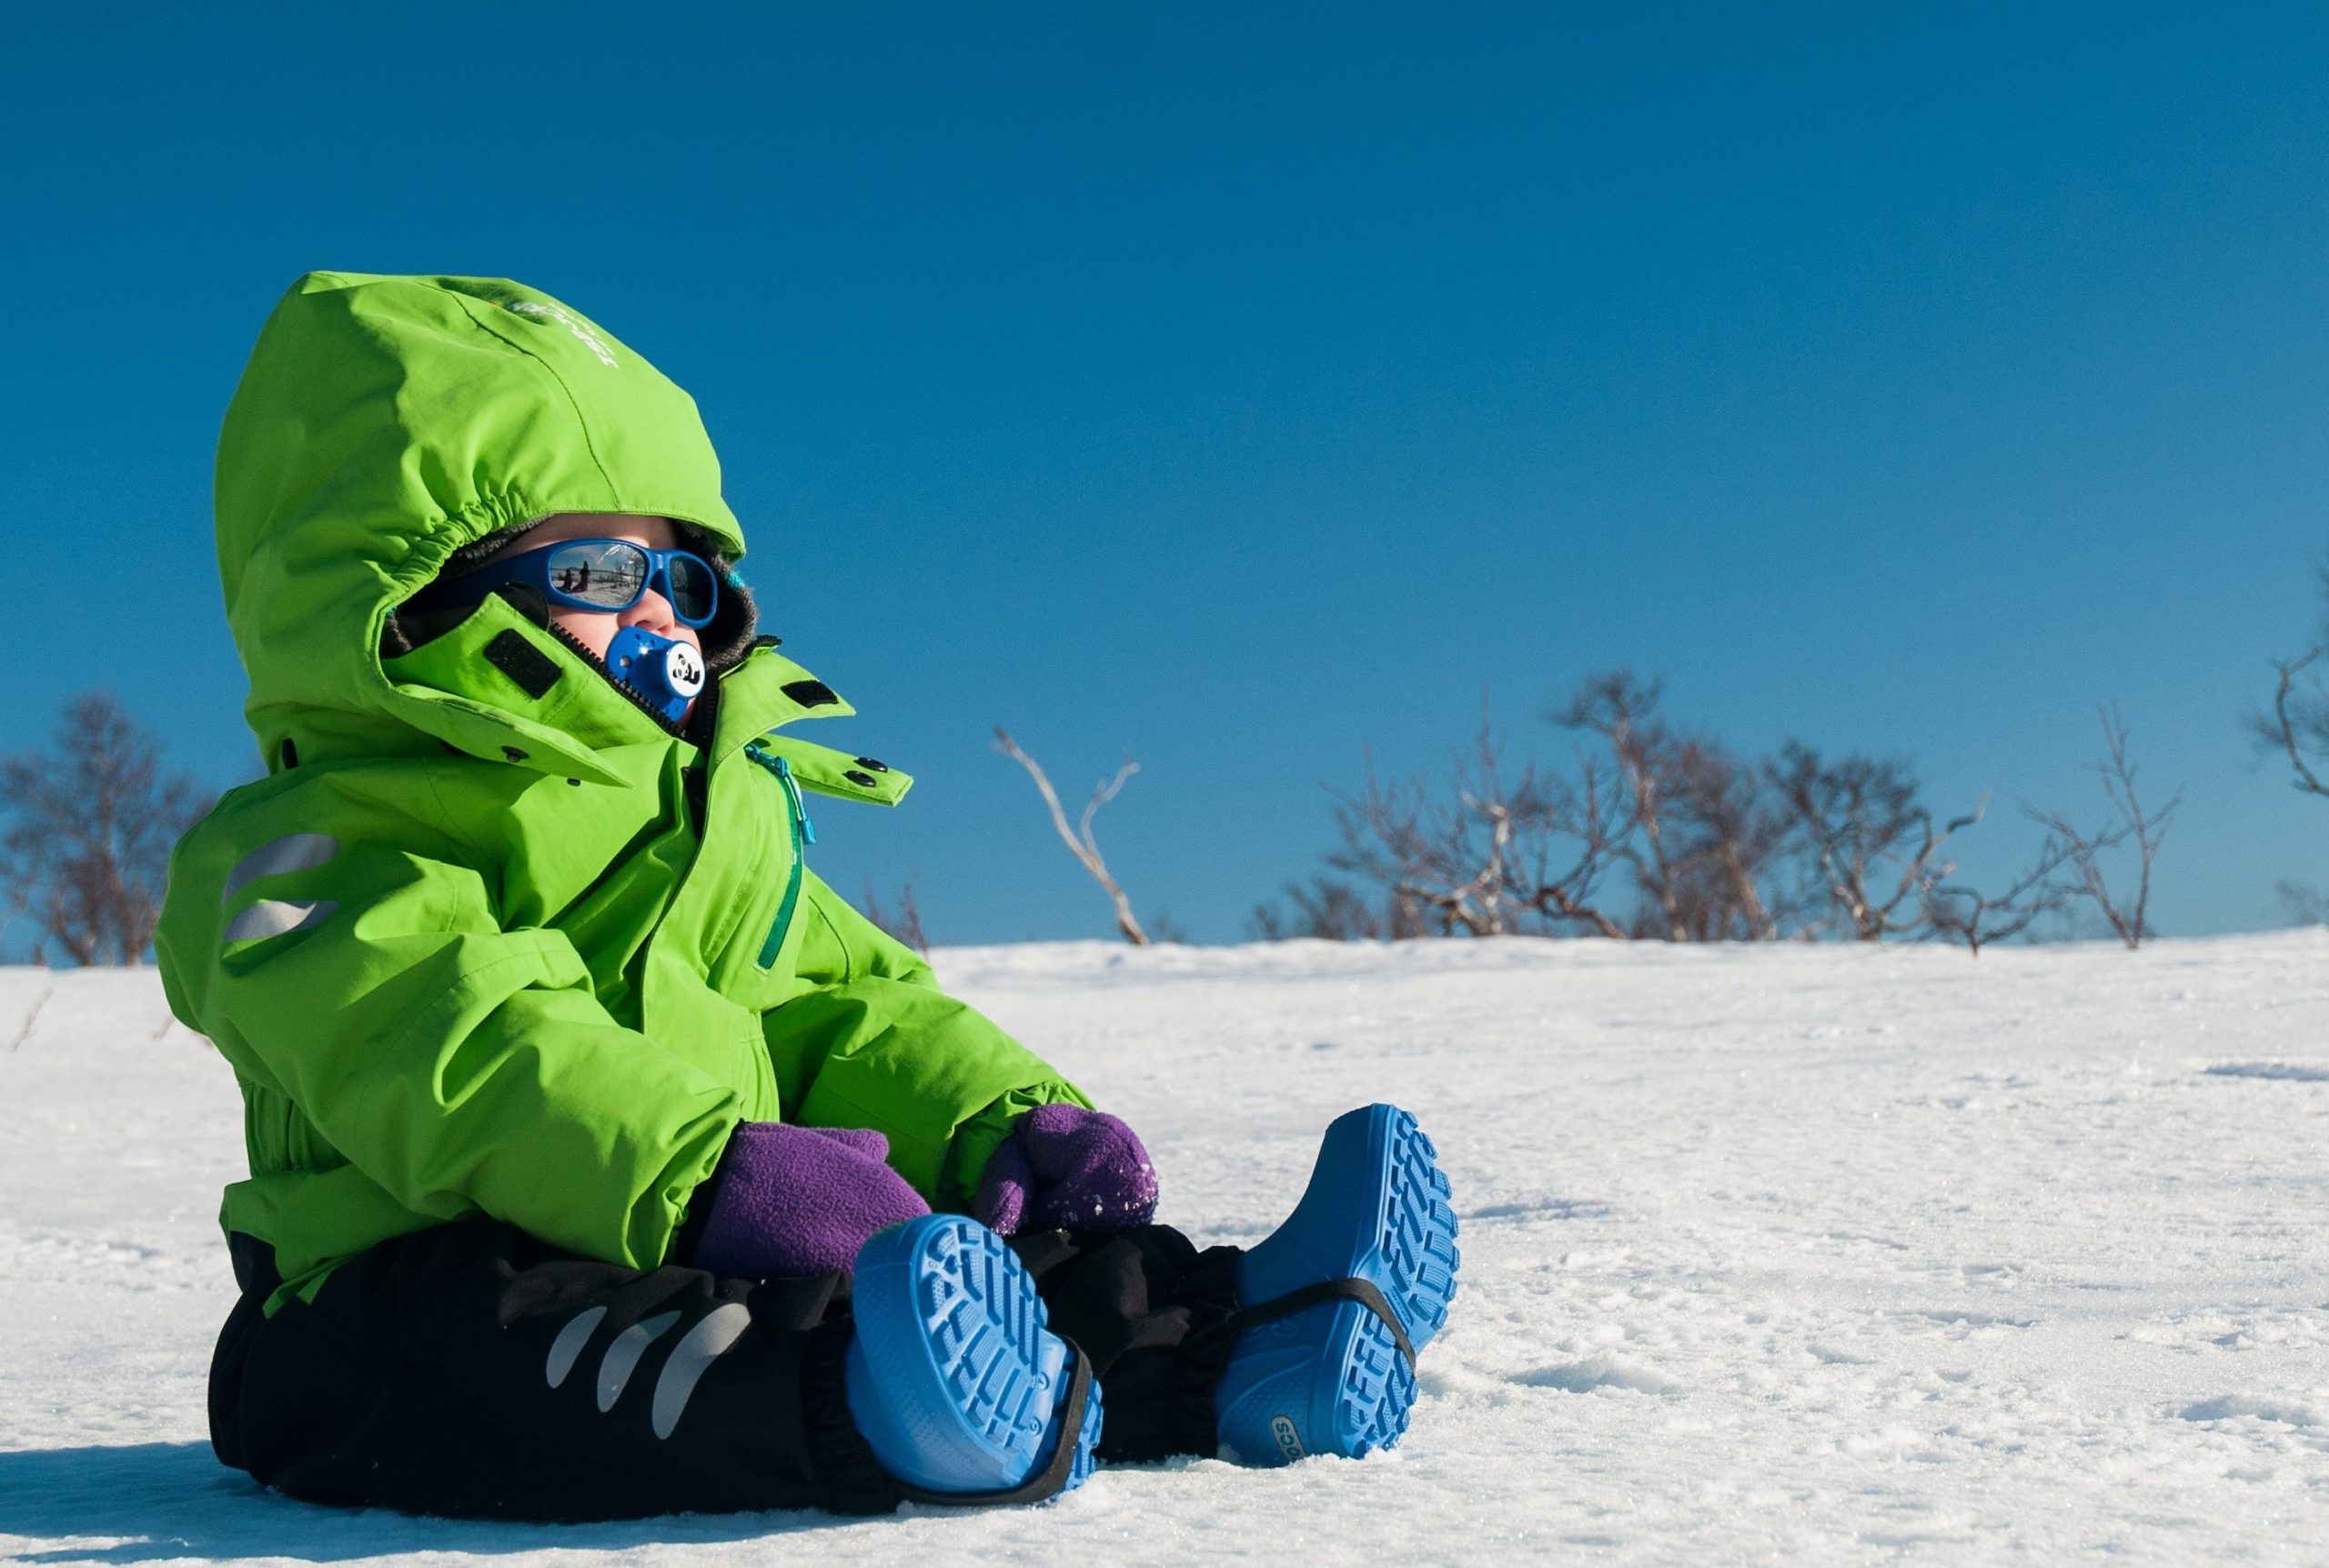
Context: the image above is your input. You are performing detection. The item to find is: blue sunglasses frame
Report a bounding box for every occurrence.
[420,537,721,628]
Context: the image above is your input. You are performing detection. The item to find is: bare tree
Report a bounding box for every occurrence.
[1289,668,2131,953]
[1511,750,1630,938]
[1918,812,2080,957]
[1327,750,1517,938]
[1251,876,1406,941]
[992,729,1149,945]
[1323,718,1627,940]
[1769,744,1972,940]
[1315,675,1801,943]
[1552,670,1785,941]
[1668,737,1789,940]
[1551,672,1686,939]
[2,692,214,966]
[861,879,931,956]
[2024,705,2180,949]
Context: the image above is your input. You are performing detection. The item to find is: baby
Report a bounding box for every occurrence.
[158,272,1459,1519]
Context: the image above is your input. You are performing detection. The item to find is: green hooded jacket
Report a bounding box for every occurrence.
[157,273,1085,1309]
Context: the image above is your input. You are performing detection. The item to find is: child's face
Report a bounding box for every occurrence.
[490,511,706,659]
[481,512,708,719]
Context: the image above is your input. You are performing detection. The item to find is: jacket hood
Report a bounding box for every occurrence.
[216,272,748,779]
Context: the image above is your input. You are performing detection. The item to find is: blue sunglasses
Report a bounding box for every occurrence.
[421,537,721,627]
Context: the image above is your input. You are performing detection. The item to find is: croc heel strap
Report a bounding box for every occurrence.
[1236,1277,1417,1369]
[888,1342,1097,1508]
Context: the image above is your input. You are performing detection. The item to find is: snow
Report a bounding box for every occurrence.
[7,932,2329,1564]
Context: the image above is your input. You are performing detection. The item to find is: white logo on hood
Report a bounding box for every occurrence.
[507,300,618,368]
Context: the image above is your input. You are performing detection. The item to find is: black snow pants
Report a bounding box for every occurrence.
[208,1221,1245,1522]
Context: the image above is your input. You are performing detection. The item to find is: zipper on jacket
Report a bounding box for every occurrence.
[743,741,814,967]
[542,618,694,738]
[539,614,720,823]
[532,614,731,835]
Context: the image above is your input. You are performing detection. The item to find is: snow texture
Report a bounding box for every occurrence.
[6,932,2329,1564]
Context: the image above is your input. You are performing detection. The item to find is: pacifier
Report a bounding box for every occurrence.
[605,626,706,722]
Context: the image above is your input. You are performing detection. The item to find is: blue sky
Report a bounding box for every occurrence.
[5,4,2328,943]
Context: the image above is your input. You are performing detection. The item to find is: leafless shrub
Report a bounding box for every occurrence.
[2247,566,2329,917]
[861,879,930,956]
[2,692,214,966]
[1292,669,2167,958]
[1550,672,1787,941]
[1323,713,1628,940]
[1768,745,1973,940]
[1669,738,1790,941]
[1918,808,2079,957]
[1308,673,1805,943]
[992,729,1149,945]
[2275,879,2329,926]
[2251,563,2329,800]
[1250,877,1409,941]
[1309,674,1845,943]
[2023,705,2180,949]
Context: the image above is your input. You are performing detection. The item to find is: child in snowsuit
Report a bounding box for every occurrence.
[157,272,1460,1520]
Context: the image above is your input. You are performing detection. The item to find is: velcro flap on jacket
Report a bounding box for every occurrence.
[381,596,670,782]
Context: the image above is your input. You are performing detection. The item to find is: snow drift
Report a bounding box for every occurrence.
[6,932,2328,1563]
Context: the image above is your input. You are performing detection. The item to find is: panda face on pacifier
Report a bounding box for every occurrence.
[662,640,705,698]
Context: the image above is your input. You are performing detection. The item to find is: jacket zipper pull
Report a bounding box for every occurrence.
[742,740,815,970]
[771,754,817,846]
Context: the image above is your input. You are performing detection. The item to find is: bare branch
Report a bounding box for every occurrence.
[1920,823,2079,957]
[1321,712,1628,940]
[1251,877,1396,941]
[2257,649,2329,799]
[1553,671,1786,941]
[2275,879,2329,927]
[993,728,1150,945]
[1078,758,1140,869]
[1313,673,1816,943]
[6,982,51,1052]
[1767,743,1969,942]
[2022,703,2180,949]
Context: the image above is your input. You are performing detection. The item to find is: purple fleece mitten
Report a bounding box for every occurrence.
[690,1122,929,1279]
[973,1104,1160,1235]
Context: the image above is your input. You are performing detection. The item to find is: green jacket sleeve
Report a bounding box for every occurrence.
[770,875,1087,1209]
[186,815,739,1271]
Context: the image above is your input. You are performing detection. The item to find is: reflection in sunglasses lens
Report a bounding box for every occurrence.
[549,543,646,608]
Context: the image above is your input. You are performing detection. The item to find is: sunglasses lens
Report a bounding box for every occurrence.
[545,541,649,609]
[664,553,717,624]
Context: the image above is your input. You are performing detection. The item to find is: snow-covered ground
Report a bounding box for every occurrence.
[7,933,2329,1564]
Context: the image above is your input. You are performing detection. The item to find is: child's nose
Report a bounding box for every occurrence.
[625,589,682,636]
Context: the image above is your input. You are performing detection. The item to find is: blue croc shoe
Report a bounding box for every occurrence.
[844,1214,1103,1504]
[1214,1103,1460,1466]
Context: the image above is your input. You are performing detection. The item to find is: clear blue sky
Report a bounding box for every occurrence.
[5,4,2328,943]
